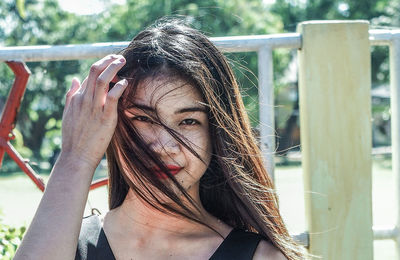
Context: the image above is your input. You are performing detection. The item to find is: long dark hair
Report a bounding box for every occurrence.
[105,18,305,259]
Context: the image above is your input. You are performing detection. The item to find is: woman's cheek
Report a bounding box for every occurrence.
[134,123,157,142]
[187,137,212,171]
[184,129,211,152]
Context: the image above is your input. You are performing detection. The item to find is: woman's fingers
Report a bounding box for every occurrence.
[59,56,129,170]
[64,77,81,114]
[93,57,126,110]
[104,79,128,117]
[83,54,121,97]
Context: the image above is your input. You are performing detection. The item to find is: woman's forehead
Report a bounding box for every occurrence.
[132,77,204,106]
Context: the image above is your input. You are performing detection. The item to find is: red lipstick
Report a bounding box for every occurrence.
[151,165,183,179]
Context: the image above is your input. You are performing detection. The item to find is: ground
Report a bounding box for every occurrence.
[0,157,396,259]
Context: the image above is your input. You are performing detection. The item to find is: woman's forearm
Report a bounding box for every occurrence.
[14,55,127,260]
[14,155,96,260]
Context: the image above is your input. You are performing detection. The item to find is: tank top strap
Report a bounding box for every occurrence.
[209,228,265,260]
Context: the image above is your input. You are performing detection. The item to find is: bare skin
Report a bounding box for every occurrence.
[103,192,231,259]
[103,76,234,259]
[101,72,286,259]
[14,55,287,260]
[103,191,286,259]
[14,55,128,260]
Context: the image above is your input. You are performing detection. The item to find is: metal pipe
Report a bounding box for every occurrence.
[370,29,400,46]
[373,226,400,240]
[1,139,45,191]
[390,35,400,259]
[0,42,129,62]
[3,30,400,62]
[212,33,301,52]
[292,232,309,247]
[89,177,108,191]
[0,62,31,166]
[0,62,31,136]
[258,46,275,181]
[295,226,400,246]
[0,34,302,62]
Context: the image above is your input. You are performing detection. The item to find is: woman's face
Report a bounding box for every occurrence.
[124,76,212,192]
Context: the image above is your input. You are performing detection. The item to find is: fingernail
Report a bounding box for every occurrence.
[121,79,128,85]
[119,57,126,63]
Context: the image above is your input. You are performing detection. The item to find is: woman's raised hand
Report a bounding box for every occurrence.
[60,54,128,170]
[14,56,128,260]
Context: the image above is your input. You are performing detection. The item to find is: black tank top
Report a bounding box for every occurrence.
[75,214,265,260]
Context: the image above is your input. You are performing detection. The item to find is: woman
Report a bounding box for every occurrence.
[15,19,305,259]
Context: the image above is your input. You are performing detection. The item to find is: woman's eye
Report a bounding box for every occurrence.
[132,116,153,123]
[180,119,199,126]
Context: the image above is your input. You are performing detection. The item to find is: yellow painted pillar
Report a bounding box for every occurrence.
[297,21,373,259]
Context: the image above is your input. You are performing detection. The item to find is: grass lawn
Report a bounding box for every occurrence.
[0,158,397,259]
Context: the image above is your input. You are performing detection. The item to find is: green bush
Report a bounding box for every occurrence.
[0,214,26,260]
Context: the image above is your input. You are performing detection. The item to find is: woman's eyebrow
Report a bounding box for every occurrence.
[175,106,207,114]
[128,103,206,114]
[128,103,154,112]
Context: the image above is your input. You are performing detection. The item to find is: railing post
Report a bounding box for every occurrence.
[258,45,275,181]
[297,21,373,259]
[390,35,400,258]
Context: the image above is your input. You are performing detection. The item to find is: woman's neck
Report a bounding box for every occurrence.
[102,183,233,260]
[104,182,222,239]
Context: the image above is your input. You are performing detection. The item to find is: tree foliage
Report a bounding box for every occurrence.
[0,0,283,170]
[0,211,26,259]
[271,0,400,83]
[1,0,102,168]
[1,0,399,170]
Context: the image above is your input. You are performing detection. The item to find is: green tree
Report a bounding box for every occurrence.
[269,0,400,157]
[0,0,102,168]
[271,0,399,83]
[99,0,287,124]
[0,0,285,170]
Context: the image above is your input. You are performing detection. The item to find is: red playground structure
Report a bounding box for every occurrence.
[0,61,108,192]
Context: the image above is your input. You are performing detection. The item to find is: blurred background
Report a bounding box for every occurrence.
[0,0,399,259]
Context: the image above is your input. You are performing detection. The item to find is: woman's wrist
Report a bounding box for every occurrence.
[55,151,99,175]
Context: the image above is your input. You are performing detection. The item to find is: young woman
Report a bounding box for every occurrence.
[14,19,305,259]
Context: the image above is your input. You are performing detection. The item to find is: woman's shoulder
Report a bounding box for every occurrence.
[253,240,287,260]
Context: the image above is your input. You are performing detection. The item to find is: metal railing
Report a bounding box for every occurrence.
[0,33,302,181]
[369,30,400,255]
[1,29,400,254]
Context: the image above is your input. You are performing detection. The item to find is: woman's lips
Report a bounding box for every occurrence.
[151,165,183,179]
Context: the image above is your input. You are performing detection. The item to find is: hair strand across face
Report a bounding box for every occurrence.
[106,18,306,259]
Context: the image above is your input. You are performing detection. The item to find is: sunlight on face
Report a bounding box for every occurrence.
[124,77,212,191]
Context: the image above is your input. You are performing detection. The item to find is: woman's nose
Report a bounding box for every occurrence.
[148,126,180,156]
